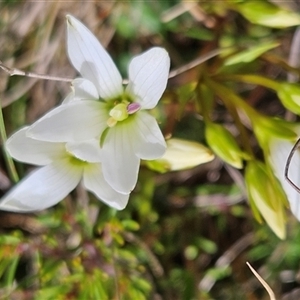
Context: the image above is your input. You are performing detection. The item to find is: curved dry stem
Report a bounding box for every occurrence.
[246,262,276,300]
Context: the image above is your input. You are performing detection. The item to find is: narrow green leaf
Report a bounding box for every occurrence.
[224,42,279,66]
[236,1,300,28]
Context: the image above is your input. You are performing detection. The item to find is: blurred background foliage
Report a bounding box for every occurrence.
[2,0,300,299]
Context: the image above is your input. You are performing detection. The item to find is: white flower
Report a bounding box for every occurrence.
[27,15,170,194]
[0,127,129,212]
[269,137,300,221]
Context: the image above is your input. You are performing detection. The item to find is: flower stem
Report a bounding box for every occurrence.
[204,78,256,157]
[0,60,72,82]
[0,99,19,183]
[215,74,279,91]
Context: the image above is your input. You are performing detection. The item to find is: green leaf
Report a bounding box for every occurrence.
[236,1,300,28]
[205,122,248,168]
[224,42,279,66]
[253,116,298,153]
[184,27,214,41]
[121,220,140,231]
[196,237,217,254]
[184,245,198,260]
[4,256,19,287]
[197,83,215,115]
[0,235,21,245]
[205,266,231,281]
[245,160,287,239]
[131,276,152,294]
[36,286,72,300]
[277,83,300,115]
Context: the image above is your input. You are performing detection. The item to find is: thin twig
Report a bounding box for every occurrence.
[1,48,222,86]
[161,2,198,23]
[246,262,276,300]
[168,48,223,79]
[0,97,19,183]
[0,60,73,83]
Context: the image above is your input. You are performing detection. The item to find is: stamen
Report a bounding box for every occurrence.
[127,102,141,114]
[107,117,117,127]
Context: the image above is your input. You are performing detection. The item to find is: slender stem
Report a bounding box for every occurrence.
[0,98,19,183]
[109,215,120,300]
[0,60,73,83]
[246,262,276,300]
[206,77,258,117]
[168,48,224,79]
[195,67,211,122]
[263,52,300,76]
[1,47,223,85]
[1,47,223,87]
[215,74,279,91]
[205,78,256,157]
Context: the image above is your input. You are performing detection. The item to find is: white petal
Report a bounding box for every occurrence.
[0,160,82,212]
[6,127,65,165]
[27,101,107,142]
[72,78,99,101]
[269,139,300,220]
[131,112,166,159]
[66,15,123,99]
[83,164,129,210]
[63,78,99,104]
[66,139,102,163]
[126,47,170,109]
[101,123,140,194]
[62,91,75,104]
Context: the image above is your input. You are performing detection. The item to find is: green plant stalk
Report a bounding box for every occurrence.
[0,99,19,183]
[204,77,256,157]
[263,52,300,76]
[4,256,19,288]
[196,85,210,123]
[216,74,279,90]
[205,77,260,118]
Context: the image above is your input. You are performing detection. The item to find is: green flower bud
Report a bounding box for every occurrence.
[245,160,286,239]
[145,138,214,173]
[253,116,297,155]
[205,122,246,169]
[277,83,300,115]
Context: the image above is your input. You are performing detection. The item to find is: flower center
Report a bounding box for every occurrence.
[65,147,88,166]
[68,155,87,166]
[106,97,141,127]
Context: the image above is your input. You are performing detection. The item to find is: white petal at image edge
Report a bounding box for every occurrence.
[270,139,300,220]
[66,15,123,99]
[83,164,129,210]
[126,47,170,109]
[0,160,82,212]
